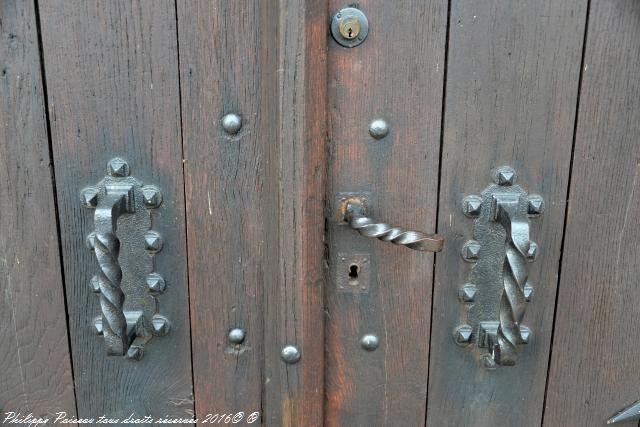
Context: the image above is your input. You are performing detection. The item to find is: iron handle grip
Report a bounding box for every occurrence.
[343,199,444,252]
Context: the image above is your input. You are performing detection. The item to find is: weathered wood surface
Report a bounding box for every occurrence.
[325,1,447,425]
[0,0,76,417]
[178,0,327,425]
[39,1,193,423]
[544,2,640,426]
[427,1,587,425]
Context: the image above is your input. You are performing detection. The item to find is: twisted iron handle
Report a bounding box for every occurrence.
[488,194,530,365]
[344,199,444,252]
[92,189,131,356]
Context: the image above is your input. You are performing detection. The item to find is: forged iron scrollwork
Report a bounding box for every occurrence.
[82,158,169,360]
[342,197,444,253]
[457,166,543,369]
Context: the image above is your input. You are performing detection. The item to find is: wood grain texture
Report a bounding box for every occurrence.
[0,0,76,416]
[427,1,587,426]
[325,1,447,425]
[178,1,327,425]
[38,1,193,423]
[544,2,640,426]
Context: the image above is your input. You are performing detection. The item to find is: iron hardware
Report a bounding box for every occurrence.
[608,400,640,424]
[360,334,380,351]
[281,345,301,364]
[82,158,170,361]
[340,196,444,252]
[368,119,389,139]
[456,166,544,368]
[331,7,369,48]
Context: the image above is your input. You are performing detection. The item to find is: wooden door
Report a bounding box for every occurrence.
[2,1,640,427]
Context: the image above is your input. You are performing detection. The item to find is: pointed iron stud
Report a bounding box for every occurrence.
[81,187,99,208]
[141,185,163,208]
[607,400,640,424]
[493,166,516,186]
[461,240,481,262]
[462,195,483,217]
[144,231,163,253]
[107,157,130,177]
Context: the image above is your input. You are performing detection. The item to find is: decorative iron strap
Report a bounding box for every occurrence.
[93,232,128,355]
[344,199,443,252]
[457,166,543,369]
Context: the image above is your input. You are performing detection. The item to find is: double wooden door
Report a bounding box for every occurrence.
[2,1,639,426]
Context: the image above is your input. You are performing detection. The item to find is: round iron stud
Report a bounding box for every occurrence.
[368,119,389,139]
[280,345,301,364]
[228,328,246,345]
[360,334,380,351]
[221,113,242,135]
[331,7,369,48]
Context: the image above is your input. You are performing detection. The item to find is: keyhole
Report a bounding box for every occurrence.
[347,27,353,38]
[348,264,359,280]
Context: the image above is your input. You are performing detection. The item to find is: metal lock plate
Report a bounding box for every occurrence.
[336,253,371,293]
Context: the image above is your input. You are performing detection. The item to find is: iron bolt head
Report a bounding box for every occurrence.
[526,241,538,261]
[127,346,144,361]
[493,166,516,186]
[462,195,482,217]
[453,324,473,346]
[151,314,171,336]
[141,186,163,209]
[93,317,103,335]
[81,187,99,208]
[360,334,380,351]
[368,119,389,139]
[107,157,130,177]
[520,326,532,344]
[144,231,163,253]
[459,283,478,302]
[89,275,101,293]
[221,113,242,135]
[146,273,166,293]
[523,283,533,301]
[461,240,481,262]
[280,345,301,364]
[527,195,545,216]
[228,328,246,345]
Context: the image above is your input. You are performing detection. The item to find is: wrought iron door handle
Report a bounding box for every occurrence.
[342,198,444,252]
[455,166,543,369]
[82,158,170,361]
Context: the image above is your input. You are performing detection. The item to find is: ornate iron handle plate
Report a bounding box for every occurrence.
[341,196,444,252]
[81,158,169,361]
[455,166,544,369]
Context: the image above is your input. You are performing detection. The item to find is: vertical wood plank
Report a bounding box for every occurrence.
[177,0,272,419]
[262,1,327,424]
[178,1,327,424]
[0,0,76,416]
[427,1,587,425]
[325,1,447,425]
[39,1,193,422]
[544,2,640,425]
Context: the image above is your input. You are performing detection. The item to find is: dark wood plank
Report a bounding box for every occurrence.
[38,1,193,423]
[544,2,640,425]
[0,0,76,417]
[177,0,268,420]
[261,0,327,425]
[427,1,587,425]
[178,0,327,425]
[325,1,447,425]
